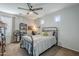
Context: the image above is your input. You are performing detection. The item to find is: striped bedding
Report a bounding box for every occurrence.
[20,35,56,56]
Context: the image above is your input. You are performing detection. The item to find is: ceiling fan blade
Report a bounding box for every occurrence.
[33,11,38,15]
[27,3,32,9]
[32,8,43,11]
[18,7,29,10]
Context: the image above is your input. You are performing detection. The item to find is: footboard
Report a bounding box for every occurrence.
[20,35,33,55]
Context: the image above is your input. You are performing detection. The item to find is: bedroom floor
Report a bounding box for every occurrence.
[3,43,79,56]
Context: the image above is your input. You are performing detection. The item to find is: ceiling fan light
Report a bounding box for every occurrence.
[27,12,29,15]
[30,12,33,14]
[27,11,33,15]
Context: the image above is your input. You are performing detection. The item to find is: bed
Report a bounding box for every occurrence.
[20,27,58,56]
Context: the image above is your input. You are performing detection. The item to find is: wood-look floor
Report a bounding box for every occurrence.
[1,43,79,56]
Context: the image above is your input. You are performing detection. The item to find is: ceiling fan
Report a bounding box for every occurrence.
[18,3,43,15]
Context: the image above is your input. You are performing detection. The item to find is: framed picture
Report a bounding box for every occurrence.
[28,26,33,30]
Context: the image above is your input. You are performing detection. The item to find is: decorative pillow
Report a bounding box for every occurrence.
[47,32,53,36]
[42,31,56,36]
[32,31,36,35]
[42,32,48,36]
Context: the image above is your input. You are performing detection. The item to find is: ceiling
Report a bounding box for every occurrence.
[0,3,77,19]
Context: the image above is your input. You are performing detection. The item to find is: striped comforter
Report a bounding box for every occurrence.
[20,35,56,56]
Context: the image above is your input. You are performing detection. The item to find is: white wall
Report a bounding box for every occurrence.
[36,4,79,52]
[14,16,27,30]
[14,16,34,30]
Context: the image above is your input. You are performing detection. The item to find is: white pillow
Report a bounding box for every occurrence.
[47,32,53,36]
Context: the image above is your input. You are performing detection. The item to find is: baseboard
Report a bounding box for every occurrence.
[58,45,79,53]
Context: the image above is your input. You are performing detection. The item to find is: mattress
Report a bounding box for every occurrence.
[20,35,56,56]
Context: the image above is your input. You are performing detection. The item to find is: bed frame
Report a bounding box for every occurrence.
[30,27,58,56]
[20,27,58,56]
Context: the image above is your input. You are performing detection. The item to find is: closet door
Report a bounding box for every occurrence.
[0,16,12,44]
